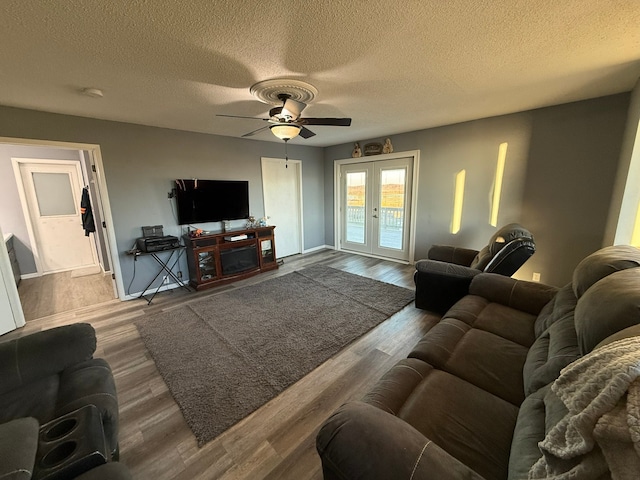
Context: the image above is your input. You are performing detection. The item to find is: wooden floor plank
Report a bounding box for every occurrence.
[3,250,441,479]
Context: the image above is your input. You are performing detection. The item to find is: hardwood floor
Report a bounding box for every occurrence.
[5,250,441,479]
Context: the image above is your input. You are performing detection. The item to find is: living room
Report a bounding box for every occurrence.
[1,2,640,479]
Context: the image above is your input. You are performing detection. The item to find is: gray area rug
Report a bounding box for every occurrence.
[135,265,414,446]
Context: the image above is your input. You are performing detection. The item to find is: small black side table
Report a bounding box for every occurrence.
[128,246,191,304]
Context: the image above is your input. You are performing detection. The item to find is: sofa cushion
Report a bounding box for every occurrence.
[533,284,577,337]
[362,358,519,480]
[444,295,538,347]
[469,274,558,316]
[0,374,60,425]
[0,417,39,480]
[572,245,640,298]
[410,322,529,405]
[508,384,568,480]
[522,284,580,396]
[316,401,485,480]
[575,268,640,355]
[398,368,519,480]
[523,311,580,396]
[362,358,433,415]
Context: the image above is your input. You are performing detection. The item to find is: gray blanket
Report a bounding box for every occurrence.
[529,336,640,480]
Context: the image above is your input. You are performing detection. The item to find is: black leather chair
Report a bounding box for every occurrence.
[0,323,131,480]
[414,223,535,313]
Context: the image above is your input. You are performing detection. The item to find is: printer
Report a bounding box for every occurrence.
[136,235,180,253]
[136,225,180,253]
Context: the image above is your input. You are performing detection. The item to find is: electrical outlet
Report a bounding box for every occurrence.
[162,275,169,285]
[177,271,183,279]
[532,272,541,282]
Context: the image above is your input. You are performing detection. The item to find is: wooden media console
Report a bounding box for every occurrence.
[184,226,277,291]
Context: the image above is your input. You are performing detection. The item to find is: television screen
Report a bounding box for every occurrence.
[174,179,249,225]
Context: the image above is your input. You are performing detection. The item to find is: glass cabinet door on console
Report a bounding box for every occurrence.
[256,227,277,269]
[260,239,274,264]
[196,248,218,282]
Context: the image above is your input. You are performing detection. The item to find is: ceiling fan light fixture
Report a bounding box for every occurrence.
[270,124,301,141]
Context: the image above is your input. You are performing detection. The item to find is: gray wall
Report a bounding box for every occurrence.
[0,94,630,292]
[324,94,629,286]
[0,144,83,274]
[0,107,326,295]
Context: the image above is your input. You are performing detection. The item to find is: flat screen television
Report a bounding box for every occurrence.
[174,179,249,225]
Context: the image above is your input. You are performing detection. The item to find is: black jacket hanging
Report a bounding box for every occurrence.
[81,187,96,236]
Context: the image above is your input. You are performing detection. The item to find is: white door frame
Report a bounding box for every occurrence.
[0,225,25,334]
[0,136,123,299]
[12,158,99,274]
[334,150,420,264]
[261,157,304,257]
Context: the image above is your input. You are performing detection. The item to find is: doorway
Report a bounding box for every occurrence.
[0,138,121,329]
[261,157,303,258]
[335,151,419,263]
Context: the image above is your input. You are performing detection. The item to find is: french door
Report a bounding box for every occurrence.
[340,157,413,261]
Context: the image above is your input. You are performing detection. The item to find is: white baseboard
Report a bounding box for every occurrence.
[122,281,183,301]
[302,244,334,254]
[20,272,40,280]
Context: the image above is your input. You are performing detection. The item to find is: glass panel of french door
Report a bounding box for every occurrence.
[371,159,412,260]
[377,168,405,249]
[341,163,373,254]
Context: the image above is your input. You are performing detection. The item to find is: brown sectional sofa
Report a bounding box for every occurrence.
[316,245,640,479]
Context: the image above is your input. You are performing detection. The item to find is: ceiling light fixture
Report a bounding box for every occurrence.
[269,125,301,169]
[81,87,104,98]
[269,124,301,140]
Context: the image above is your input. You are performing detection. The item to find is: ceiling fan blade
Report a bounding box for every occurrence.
[282,98,306,119]
[298,117,352,126]
[241,125,270,137]
[217,114,268,121]
[299,127,316,139]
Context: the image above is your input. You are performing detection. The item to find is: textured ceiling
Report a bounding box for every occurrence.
[1,0,640,147]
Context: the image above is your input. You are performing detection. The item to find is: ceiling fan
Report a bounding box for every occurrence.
[217,79,352,141]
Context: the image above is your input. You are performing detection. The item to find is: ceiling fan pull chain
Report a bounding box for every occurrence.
[284,139,289,168]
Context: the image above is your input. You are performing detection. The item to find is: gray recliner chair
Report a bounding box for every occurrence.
[414,223,535,314]
[0,323,131,480]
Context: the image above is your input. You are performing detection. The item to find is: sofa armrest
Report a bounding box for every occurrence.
[0,417,39,480]
[428,245,479,267]
[469,274,559,315]
[0,323,97,394]
[317,402,484,480]
[415,260,482,314]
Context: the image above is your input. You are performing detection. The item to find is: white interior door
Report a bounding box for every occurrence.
[261,158,303,258]
[340,157,413,261]
[17,161,98,274]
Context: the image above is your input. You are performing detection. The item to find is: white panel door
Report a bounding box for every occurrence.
[18,162,97,273]
[261,158,302,258]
